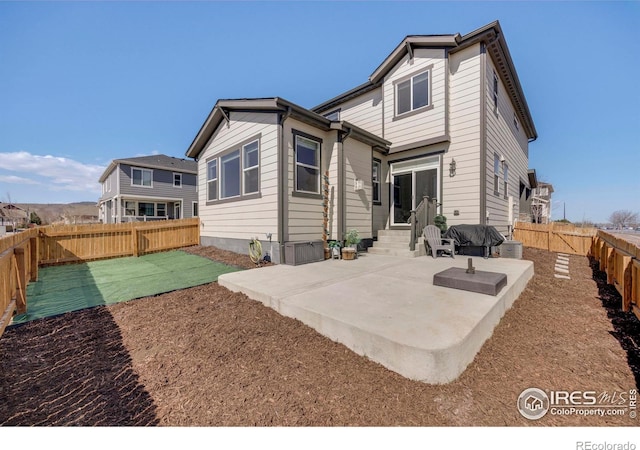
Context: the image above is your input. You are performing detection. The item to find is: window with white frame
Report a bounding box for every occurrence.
[192,201,198,217]
[138,202,155,216]
[243,140,259,195]
[173,173,182,187]
[494,153,500,196]
[157,203,167,217]
[124,201,136,216]
[221,150,241,199]
[131,167,152,187]
[372,159,381,204]
[207,159,218,201]
[396,70,430,116]
[513,113,519,131]
[503,163,509,199]
[294,133,321,194]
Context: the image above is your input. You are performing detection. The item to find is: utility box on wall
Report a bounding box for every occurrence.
[284,240,324,266]
[500,241,523,259]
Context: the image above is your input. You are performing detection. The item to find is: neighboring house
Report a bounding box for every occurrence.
[62,204,100,225]
[0,203,28,228]
[531,181,554,224]
[98,155,198,223]
[186,21,538,263]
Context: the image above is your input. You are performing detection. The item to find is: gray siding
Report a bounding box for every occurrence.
[99,169,118,202]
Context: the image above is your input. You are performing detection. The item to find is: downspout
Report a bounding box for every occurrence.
[479,41,487,226]
[338,127,351,241]
[277,107,291,263]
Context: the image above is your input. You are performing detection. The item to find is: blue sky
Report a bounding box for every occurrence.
[0,1,638,223]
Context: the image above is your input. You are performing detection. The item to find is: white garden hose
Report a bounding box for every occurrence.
[249,238,263,264]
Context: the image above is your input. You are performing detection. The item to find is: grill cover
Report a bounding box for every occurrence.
[443,225,505,247]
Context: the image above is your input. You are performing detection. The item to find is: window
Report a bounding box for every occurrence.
[173,173,182,188]
[494,153,500,196]
[493,71,499,109]
[157,203,166,217]
[221,150,241,199]
[207,159,217,201]
[131,167,152,187]
[396,70,430,116]
[206,135,261,204]
[372,159,381,204]
[243,140,259,195]
[295,134,321,194]
[513,113,519,130]
[503,163,509,199]
[323,109,340,121]
[124,201,136,216]
[138,202,155,216]
[192,201,198,217]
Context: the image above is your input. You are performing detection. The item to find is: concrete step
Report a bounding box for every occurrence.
[372,241,412,249]
[368,247,422,258]
[376,234,412,244]
[377,229,411,238]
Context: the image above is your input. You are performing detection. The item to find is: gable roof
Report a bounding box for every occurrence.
[313,21,537,141]
[185,97,391,160]
[99,154,197,182]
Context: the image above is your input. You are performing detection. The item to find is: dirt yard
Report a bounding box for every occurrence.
[0,246,638,426]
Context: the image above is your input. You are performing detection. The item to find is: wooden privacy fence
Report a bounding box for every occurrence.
[591,231,640,321]
[39,218,200,265]
[0,228,39,336]
[513,222,597,256]
[0,218,200,335]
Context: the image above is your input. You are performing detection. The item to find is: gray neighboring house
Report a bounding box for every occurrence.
[98,154,198,223]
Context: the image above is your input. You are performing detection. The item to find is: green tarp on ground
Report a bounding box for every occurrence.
[11,251,241,324]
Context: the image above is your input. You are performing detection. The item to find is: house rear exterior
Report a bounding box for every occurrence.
[186,21,538,263]
[98,155,198,223]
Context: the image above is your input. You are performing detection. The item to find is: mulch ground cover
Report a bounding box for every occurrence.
[0,246,638,426]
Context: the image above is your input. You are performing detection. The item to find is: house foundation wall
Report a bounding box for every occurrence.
[200,235,282,264]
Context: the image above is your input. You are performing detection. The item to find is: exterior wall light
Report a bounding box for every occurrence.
[449,158,456,177]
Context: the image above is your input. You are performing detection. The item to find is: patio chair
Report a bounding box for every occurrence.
[423,225,455,259]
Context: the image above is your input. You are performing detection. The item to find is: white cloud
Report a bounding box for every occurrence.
[0,174,41,185]
[0,151,106,194]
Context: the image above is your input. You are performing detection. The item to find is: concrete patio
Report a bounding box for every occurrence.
[218,252,533,384]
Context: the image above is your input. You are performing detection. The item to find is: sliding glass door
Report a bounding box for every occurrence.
[391,156,439,226]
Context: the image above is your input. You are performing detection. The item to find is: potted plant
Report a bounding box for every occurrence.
[342,229,361,260]
[327,240,342,259]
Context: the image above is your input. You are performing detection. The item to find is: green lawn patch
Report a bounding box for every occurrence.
[12,250,240,324]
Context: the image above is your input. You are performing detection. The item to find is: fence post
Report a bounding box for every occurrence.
[29,236,38,281]
[131,222,139,257]
[14,247,27,314]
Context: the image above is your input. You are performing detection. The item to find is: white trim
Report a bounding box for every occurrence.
[131,166,153,188]
[174,201,182,219]
[242,140,260,195]
[119,194,183,202]
[390,155,440,226]
[192,201,198,217]
[173,172,182,188]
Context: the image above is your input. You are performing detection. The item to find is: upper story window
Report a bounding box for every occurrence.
[395,70,430,117]
[294,132,321,195]
[372,159,381,205]
[173,173,182,188]
[494,153,500,196]
[503,162,509,199]
[131,167,152,187]
[493,71,499,109]
[323,109,340,121]
[513,113,519,131]
[206,135,261,204]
